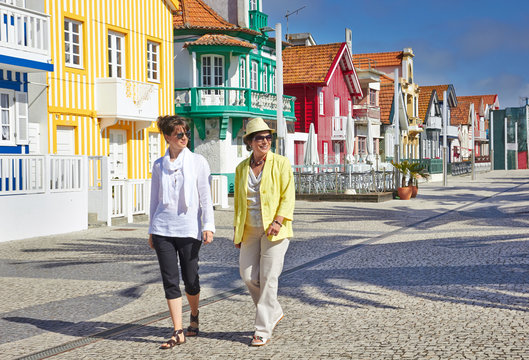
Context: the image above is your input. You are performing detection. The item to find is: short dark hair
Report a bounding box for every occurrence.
[243,130,272,152]
[156,115,189,136]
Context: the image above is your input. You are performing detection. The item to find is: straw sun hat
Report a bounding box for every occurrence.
[243,117,275,142]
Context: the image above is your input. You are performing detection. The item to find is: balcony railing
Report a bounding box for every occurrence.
[331,116,346,140]
[426,116,442,129]
[353,104,380,123]
[0,2,50,58]
[175,86,296,119]
[249,10,268,32]
[474,128,487,140]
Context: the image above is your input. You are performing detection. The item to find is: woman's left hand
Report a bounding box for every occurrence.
[202,230,213,245]
[266,222,281,237]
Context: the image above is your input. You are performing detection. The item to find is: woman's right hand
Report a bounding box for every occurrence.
[148,234,154,249]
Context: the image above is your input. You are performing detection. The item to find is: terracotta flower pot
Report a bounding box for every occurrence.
[397,186,413,200]
[411,185,418,198]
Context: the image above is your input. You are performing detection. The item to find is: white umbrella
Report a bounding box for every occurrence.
[367,117,374,162]
[304,123,319,166]
[345,115,356,193]
[345,114,355,164]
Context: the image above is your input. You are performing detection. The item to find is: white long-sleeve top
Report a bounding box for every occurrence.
[149,151,215,240]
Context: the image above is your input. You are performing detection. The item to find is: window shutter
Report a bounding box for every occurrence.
[15,92,29,145]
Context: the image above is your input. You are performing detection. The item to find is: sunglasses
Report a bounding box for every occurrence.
[253,134,273,142]
[172,131,191,139]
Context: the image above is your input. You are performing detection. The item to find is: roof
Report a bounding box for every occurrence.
[283,43,343,84]
[184,34,255,49]
[174,0,259,35]
[451,100,472,125]
[420,85,450,101]
[458,95,484,116]
[352,51,403,69]
[418,86,436,121]
[479,94,499,108]
[379,83,395,125]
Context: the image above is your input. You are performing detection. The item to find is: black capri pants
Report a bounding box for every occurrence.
[152,234,202,299]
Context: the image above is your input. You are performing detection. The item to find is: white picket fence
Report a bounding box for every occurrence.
[0,154,87,242]
[88,156,150,225]
[0,155,83,195]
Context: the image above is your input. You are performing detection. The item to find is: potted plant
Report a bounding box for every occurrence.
[390,160,413,200]
[408,162,430,198]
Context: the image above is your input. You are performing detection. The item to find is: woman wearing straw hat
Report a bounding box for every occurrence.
[148,115,215,349]
[233,117,295,346]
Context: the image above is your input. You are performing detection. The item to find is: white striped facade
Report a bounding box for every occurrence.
[45,0,176,179]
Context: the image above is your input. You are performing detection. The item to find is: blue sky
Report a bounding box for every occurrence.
[265,0,529,108]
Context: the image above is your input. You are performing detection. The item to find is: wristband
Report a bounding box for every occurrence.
[273,219,283,227]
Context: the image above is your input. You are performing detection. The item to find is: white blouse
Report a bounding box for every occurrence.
[149,152,215,240]
[246,168,263,228]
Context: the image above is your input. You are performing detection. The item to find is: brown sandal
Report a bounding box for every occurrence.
[160,329,185,349]
[186,310,199,337]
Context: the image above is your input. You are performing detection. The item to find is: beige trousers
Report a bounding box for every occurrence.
[239,225,289,338]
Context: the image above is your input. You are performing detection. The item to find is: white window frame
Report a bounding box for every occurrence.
[148,132,160,172]
[0,90,14,145]
[319,91,324,115]
[15,92,28,145]
[271,67,276,93]
[108,31,125,78]
[64,18,83,68]
[334,96,340,117]
[250,60,258,91]
[202,55,224,94]
[147,41,159,82]
[262,65,268,92]
[249,0,258,11]
[240,57,246,88]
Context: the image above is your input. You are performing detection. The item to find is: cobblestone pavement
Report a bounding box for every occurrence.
[1,170,529,359]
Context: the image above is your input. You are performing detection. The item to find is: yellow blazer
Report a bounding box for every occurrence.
[233,151,295,244]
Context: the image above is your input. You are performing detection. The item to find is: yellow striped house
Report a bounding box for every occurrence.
[45,0,178,180]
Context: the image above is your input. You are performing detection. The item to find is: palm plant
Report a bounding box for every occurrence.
[408,162,430,187]
[390,160,412,188]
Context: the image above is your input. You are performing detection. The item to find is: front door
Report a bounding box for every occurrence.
[56,126,75,154]
[109,129,127,179]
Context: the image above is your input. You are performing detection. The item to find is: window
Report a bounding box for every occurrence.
[202,55,224,88]
[358,137,366,154]
[1,92,13,143]
[250,60,258,90]
[148,132,160,172]
[249,0,258,10]
[369,89,376,106]
[240,58,246,88]
[334,97,340,116]
[108,31,125,78]
[147,41,159,82]
[64,18,82,68]
[319,91,324,115]
[262,65,268,92]
[271,67,276,93]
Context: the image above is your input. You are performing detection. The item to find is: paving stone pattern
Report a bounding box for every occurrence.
[0,170,528,359]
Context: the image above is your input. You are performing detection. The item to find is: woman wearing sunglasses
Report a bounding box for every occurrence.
[233,117,295,346]
[148,115,215,349]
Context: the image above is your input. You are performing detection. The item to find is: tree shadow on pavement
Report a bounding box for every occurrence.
[279,232,529,313]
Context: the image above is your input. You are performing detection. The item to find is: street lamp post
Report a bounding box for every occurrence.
[275,23,286,157]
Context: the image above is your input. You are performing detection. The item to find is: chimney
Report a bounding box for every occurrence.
[345,28,352,53]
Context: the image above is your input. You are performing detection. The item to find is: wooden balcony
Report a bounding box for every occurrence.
[353,104,380,124]
[0,2,52,72]
[249,10,268,31]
